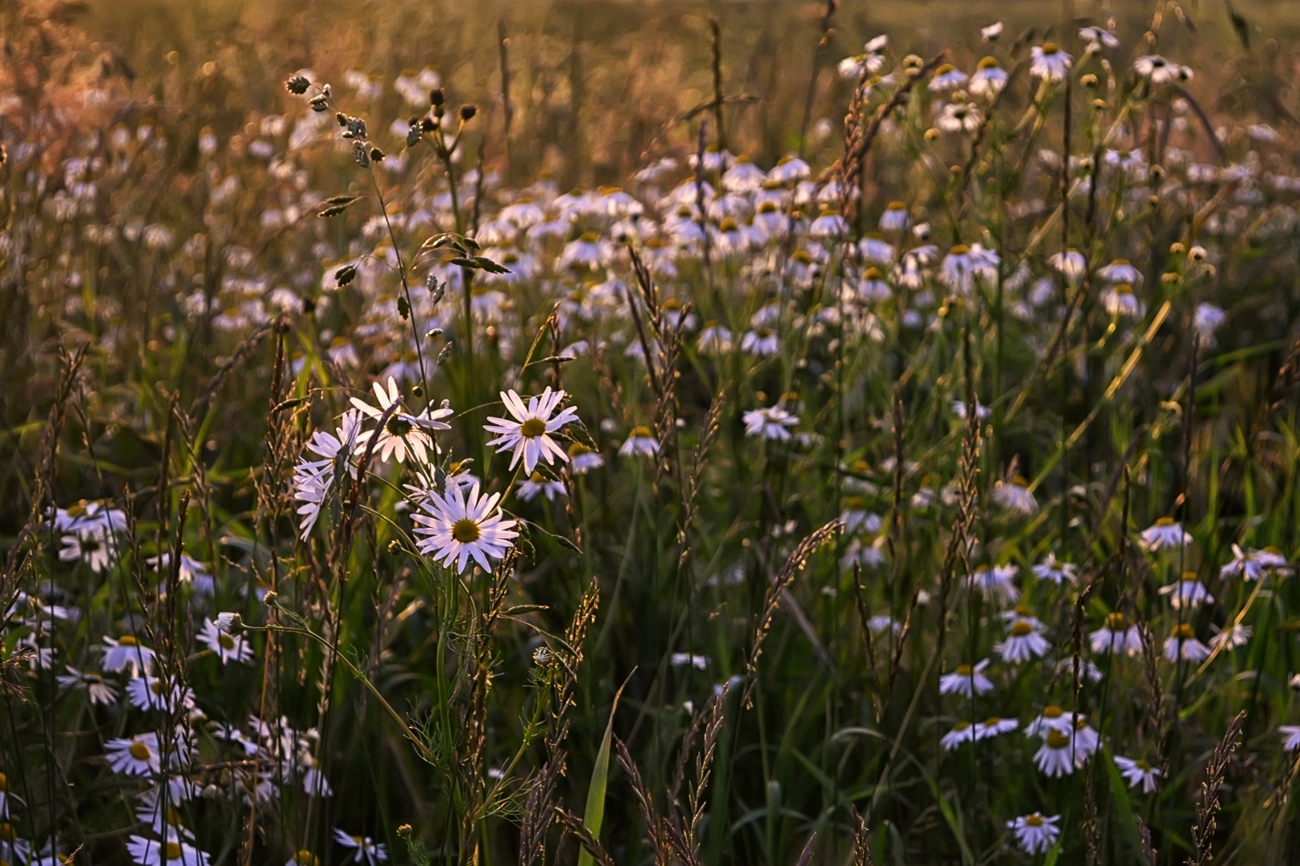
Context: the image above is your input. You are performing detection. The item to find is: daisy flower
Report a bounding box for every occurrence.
[1220,545,1290,581]
[567,442,604,474]
[1090,612,1143,655]
[412,482,518,574]
[101,635,157,677]
[1030,43,1072,82]
[967,564,1020,603]
[940,721,975,751]
[1140,517,1191,551]
[333,829,389,864]
[1096,258,1141,285]
[1114,756,1162,793]
[929,64,968,92]
[995,618,1050,664]
[740,327,780,356]
[1007,813,1061,855]
[1032,553,1077,584]
[126,676,195,714]
[937,102,982,134]
[619,427,660,458]
[517,472,566,502]
[1134,54,1189,85]
[973,716,1019,741]
[1280,726,1300,751]
[58,527,117,573]
[56,665,119,706]
[197,618,254,665]
[106,733,163,776]
[126,833,210,866]
[1158,572,1213,609]
[1163,623,1211,662]
[1048,248,1087,284]
[1033,730,1080,777]
[287,851,321,866]
[352,378,451,466]
[698,322,734,354]
[970,57,1007,97]
[1102,284,1145,319]
[1025,705,1075,737]
[1079,26,1120,50]
[939,659,994,698]
[991,476,1037,515]
[1210,623,1252,650]
[483,388,580,475]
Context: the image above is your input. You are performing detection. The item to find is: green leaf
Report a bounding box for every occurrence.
[578,674,631,866]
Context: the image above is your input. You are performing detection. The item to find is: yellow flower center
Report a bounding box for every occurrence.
[1136,759,1151,771]
[955,665,972,676]
[219,633,236,650]
[1026,814,1044,827]
[953,721,971,731]
[1181,572,1198,582]
[0,771,6,791]
[978,56,1001,70]
[982,717,1001,727]
[1156,517,1175,526]
[295,851,319,866]
[150,680,166,695]
[1009,621,1034,637]
[949,244,969,255]
[1046,731,1071,749]
[1042,42,1060,55]
[579,231,600,243]
[1173,623,1196,640]
[1043,705,1063,718]
[1013,604,1033,617]
[520,418,548,438]
[1105,612,1129,629]
[166,842,183,860]
[630,426,654,438]
[0,823,14,842]
[130,742,152,760]
[452,519,482,544]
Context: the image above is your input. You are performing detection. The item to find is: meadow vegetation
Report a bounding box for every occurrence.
[4,0,1300,863]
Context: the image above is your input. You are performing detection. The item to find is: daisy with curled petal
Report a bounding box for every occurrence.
[412,483,518,574]
[483,388,579,475]
[351,377,451,465]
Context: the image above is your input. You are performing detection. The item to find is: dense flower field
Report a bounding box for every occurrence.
[3,1,1300,863]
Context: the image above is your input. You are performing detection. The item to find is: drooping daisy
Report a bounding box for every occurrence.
[1220,545,1290,581]
[973,716,1019,741]
[996,618,1050,663]
[1033,730,1079,777]
[940,721,975,751]
[619,427,660,458]
[1163,623,1211,662]
[197,618,254,665]
[1159,572,1213,609]
[411,482,518,575]
[1102,284,1146,319]
[1079,26,1119,50]
[333,829,389,864]
[517,472,566,502]
[1090,612,1143,656]
[1114,756,1162,793]
[740,327,780,356]
[1007,813,1061,855]
[1141,517,1192,551]
[1030,43,1072,82]
[483,388,580,475]
[697,322,734,354]
[106,733,163,776]
[1048,248,1087,284]
[101,635,157,677]
[352,378,451,466]
[567,442,605,475]
[939,659,994,697]
[929,63,969,92]
[970,57,1008,97]
[966,564,1019,603]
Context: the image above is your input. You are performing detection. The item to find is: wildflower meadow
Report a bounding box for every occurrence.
[5,0,1300,863]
